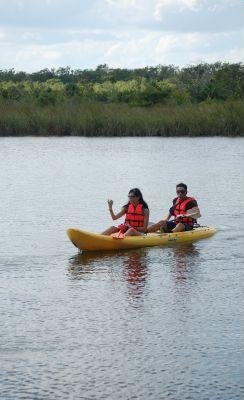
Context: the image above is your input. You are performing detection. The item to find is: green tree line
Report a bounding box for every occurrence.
[0,63,243,136]
[0,63,243,106]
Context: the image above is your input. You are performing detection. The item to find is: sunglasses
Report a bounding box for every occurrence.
[176,189,186,194]
[128,195,136,198]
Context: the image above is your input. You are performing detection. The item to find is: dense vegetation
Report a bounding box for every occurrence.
[0,63,243,136]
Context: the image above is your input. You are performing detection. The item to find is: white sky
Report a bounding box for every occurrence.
[0,0,243,72]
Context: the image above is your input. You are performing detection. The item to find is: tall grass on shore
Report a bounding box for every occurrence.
[0,99,243,137]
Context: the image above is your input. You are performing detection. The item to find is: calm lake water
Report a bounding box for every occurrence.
[0,137,244,400]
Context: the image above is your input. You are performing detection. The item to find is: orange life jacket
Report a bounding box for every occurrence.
[173,197,196,226]
[125,203,144,228]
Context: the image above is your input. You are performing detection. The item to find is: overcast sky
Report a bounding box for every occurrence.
[0,0,243,72]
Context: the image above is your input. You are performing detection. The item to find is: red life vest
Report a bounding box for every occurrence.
[173,197,196,226]
[125,203,144,228]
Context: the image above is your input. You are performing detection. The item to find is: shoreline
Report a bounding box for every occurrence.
[0,100,243,137]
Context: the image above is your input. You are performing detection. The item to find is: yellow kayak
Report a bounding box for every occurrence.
[66,226,216,252]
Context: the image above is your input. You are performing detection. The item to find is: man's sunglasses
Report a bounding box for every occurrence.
[176,189,186,194]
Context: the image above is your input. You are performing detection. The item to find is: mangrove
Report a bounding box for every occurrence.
[0,62,243,136]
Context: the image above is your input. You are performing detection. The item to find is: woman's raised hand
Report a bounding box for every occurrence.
[107,199,113,208]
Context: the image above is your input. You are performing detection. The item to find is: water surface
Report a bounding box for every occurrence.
[0,137,243,399]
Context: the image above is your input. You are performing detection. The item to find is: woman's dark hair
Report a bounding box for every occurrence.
[124,188,149,209]
[176,183,187,191]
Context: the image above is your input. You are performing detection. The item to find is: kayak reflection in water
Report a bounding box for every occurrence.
[101,188,149,237]
[147,183,201,234]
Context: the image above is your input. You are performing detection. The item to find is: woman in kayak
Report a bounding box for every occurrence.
[102,188,149,236]
[147,182,201,234]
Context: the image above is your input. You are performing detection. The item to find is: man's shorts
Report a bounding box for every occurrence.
[163,220,194,233]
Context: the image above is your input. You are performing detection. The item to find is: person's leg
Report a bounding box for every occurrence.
[124,227,143,236]
[172,222,185,232]
[101,226,119,235]
[147,220,167,233]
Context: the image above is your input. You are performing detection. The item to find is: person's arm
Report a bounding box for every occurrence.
[136,208,149,233]
[167,202,176,220]
[166,212,173,221]
[107,200,126,220]
[177,200,201,219]
[185,206,201,219]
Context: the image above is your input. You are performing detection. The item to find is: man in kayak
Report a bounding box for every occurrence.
[147,183,201,233]
[102,188,149,236]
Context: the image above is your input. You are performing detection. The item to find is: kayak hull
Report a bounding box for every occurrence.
[66,226,216,252]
